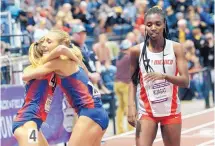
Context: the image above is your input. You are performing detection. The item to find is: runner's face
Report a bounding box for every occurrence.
[41,32,59,55]
[145,13,165,40]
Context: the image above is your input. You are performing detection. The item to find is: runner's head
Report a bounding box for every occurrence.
[41,29,71,53]
[144,6,168,40]
[29,30,83,66]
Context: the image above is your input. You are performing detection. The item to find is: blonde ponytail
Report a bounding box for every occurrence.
[28,37,44,67]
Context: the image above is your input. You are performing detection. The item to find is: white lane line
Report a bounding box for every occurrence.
[182,108,214,119]
[103,131,135,141]
[196,139,215,146]
[103,108,214,141]
[154,121,215,143]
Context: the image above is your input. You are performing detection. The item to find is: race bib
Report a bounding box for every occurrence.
[45,95,53,112]
[45,73,57,112]
[88,81,101,97]
[49,74,57,93]
[144,80,172,104]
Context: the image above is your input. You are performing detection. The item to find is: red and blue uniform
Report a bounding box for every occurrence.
[59,67,109,130]
[12,73,57,133]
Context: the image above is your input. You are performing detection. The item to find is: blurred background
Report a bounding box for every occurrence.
[0,0,214,146]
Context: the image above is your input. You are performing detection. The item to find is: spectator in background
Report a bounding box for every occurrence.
[72,1,95,35]
[184,40,201,71]
[177,19,191,43]
[189,14,207,33]
[133,28,141,44]
[93,33,112,67]
[115,39,134,134]
[191,26,204,55]
[53,20,64,30]
[17,11,28,32]
[176,12,184,21]
[94,18,106,36]
[44,6,56,25]
[166,6,177,29]
[113,6,129,25]
[56,3,81,28]
[75,1,89,24]
[0,41,10,56]
[200,31,214,68]
[171,0,192,13]
[1,0,7,11]
[138,24,146,43]
[93,33,117,90]
[20,0,35,11]
[134,0,147,29]
[197,6,214,28]
[71,25,110,94]
[97,0,116,31]
[183,40,211,106]
[123,0,137,25]
[126,32,138,46]
[106,41,120,65]
[33,19,49,41]
[25,7,36,26]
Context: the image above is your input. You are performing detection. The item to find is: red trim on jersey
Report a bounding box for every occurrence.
[25,81,40,104]
[139,72,153,116]
[170,68,179,115]
[59,77,95,111]
[17,81,42,120]
[69,78,95,108]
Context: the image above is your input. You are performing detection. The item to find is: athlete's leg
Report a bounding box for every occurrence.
[136,117,158,146]
[38,131,49,146]
[161,124,181,146]
[68,116,104,146]
[14,121,42,146]
[160,114,182,146]
[92,130,106,146]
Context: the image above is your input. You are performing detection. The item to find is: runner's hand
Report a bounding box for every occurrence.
[127,105,137,127]
[144,72,166,82]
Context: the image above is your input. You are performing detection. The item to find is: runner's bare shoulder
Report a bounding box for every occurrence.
[129,44,141,58]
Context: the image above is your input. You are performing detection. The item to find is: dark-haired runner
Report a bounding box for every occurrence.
[128,6,189,146]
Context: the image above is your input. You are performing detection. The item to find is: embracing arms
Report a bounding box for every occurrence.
[22,59,62,82]
[42,44,89,74]
[42,45,81,64]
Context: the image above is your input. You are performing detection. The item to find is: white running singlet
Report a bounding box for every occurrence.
[138,39,180,118]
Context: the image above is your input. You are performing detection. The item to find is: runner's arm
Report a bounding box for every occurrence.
[22,59,60,82]
[129,45,140,106]
[42,45,89,74]
[164,42,189,87]
[42,45,81,64]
